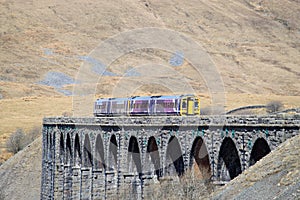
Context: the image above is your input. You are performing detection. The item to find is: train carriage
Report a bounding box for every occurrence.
[110,97,130,116]
[129,96,151,115]
[94,98,110,116]
[152,95,180,115]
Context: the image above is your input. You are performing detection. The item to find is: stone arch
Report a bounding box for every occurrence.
[66,133,72,165]
[165,136,184,177]
[217,137,242,180]
[249,138,271,166]
[108,134,118,170]
[74,134,81,166]
[145,136,161,179]
[83,134,93,167]
[94,134,105,169]
[189,137,211,180]
[127,136,142,174]
[59,132,64,164]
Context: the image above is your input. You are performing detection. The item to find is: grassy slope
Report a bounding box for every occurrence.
[0,0,299,96]
[0,96,71,162]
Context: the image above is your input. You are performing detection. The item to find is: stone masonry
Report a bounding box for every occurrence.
[41,114,300,199]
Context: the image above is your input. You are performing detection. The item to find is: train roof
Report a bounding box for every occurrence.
[130,96,152,100]
[152,94,195,99]
[96,98,110,101]
[95,94,196,102]
[154,95,179,99]
[109,97,130,101]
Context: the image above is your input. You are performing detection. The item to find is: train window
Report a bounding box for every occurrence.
[116,103,123,109]
[100,104,107,110]
[182,101,187,108]
[141,102,148,109]
[165,102,174,108]
[194,101,199,108]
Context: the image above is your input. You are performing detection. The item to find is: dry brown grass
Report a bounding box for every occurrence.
[0,96,71,162]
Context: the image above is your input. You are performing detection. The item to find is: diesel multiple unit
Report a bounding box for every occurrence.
[94,94,200,116]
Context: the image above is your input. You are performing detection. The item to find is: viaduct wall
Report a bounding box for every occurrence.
[41,115,300,199]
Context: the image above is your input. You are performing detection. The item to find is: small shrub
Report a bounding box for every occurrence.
[234,110,254,115]
[6,128,26,154]
[26,126,41,143]
[266,101,283,113]
[62,111,72,117]
[201,106,225,115]
[6,127,41,154]
[201,107,212,115]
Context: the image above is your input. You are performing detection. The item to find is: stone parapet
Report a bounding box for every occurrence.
[43,114,300,127]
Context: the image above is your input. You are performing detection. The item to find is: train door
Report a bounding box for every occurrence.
[126,100,130,116]
[149,99,155,115]
[180,98,187,115]
[187,97,194,115]
[194,98,200,115]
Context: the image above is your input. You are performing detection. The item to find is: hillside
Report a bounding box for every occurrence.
[1,0,299,97]
[0,137,42,200]
[212,134,300,199]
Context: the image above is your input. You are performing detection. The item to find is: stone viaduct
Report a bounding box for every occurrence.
[41,115,300,199]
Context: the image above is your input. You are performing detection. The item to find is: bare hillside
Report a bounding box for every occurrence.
[0,0,299,97]
[0,137,42,200]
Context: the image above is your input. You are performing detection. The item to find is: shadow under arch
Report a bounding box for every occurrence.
[249,138,271,166]
[127,136,142,174]
[48,133,53,160]
[94,134,106,170]
[74,134,81,166]
[165,136,184,177]
[66,133,72,165]
[189,137,211,180]
[145,136,161,180]
[108,134,118,171]
[59,132,64,164]
[83,134,93,167]
[217,137,241,180]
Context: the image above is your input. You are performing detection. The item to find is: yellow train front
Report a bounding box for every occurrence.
[94,94,200,116]
[178,95,200,115]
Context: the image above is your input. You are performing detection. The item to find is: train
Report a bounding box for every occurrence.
[94,94,200,116]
